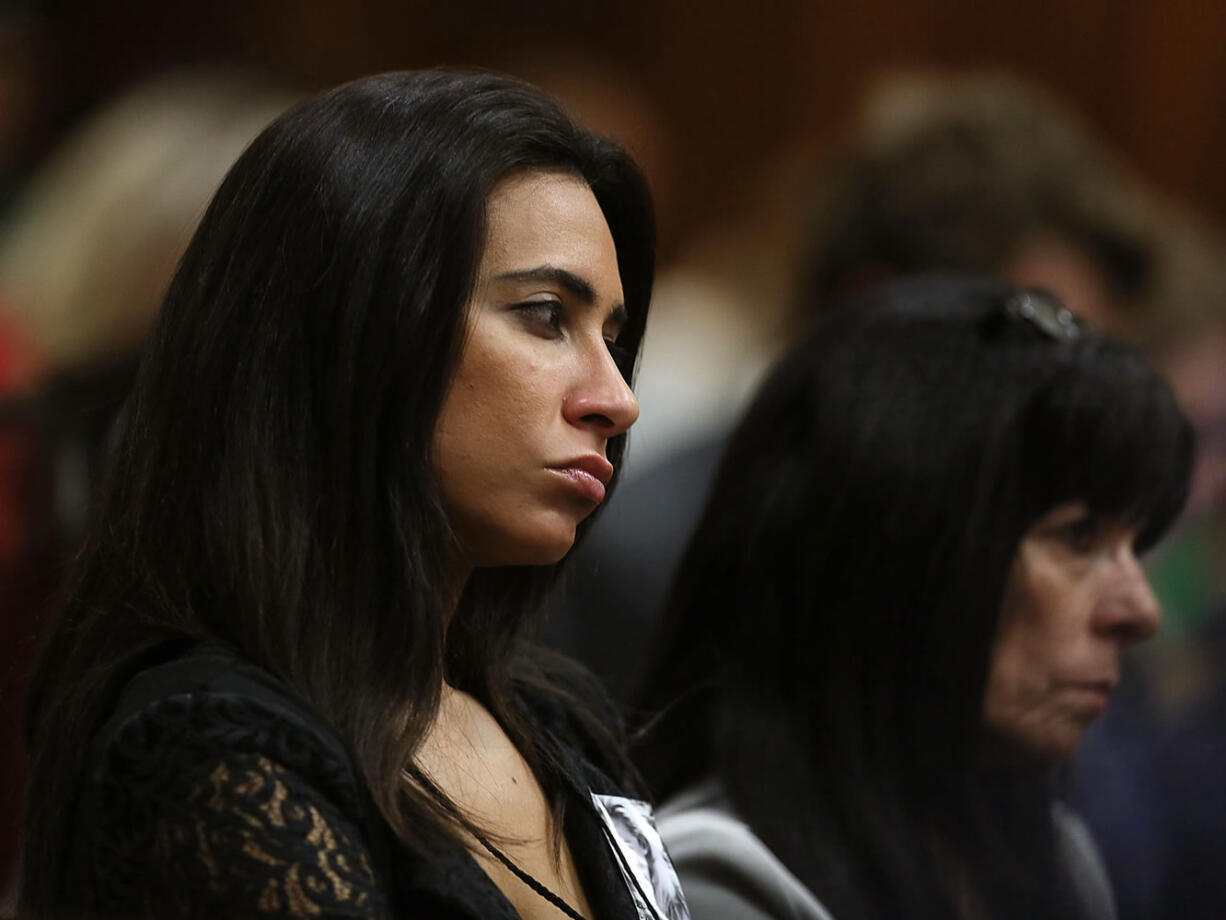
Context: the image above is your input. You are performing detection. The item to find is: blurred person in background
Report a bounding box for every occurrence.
[638,278,1192,920]
[801,74,1155,339]
[546,71,1167,702]
[1142,211,1226,658]
[0,68,296,388]
[17,70,688,920]
[0,68,294,909]
[1101,212,1226,920]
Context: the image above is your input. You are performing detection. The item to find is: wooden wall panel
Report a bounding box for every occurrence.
[36,0,1226,249]
[1112,0,1226,216]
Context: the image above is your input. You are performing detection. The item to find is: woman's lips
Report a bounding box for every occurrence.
[1066,681,1115,711]
[548,455,613,504]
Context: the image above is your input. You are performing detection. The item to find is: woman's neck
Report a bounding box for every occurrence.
[414,685,594,919]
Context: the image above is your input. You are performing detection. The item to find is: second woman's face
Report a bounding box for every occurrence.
[433,170,638,568]
[982,501,1162,763]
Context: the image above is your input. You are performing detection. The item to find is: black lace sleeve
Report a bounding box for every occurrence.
[85,693,391,918]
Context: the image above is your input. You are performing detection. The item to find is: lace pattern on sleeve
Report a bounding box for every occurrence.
[88,694,390,918]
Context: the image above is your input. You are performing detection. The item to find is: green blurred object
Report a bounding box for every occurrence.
[1148,510,1226,642]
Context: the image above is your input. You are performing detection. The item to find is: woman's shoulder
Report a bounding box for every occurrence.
[656,783,836,920]
[94,641,363,812]
[80,642,390,917]
[1052,803,1118,920]
[100,643,349,751]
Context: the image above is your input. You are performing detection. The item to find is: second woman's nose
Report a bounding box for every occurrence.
[1093,548,1162,643]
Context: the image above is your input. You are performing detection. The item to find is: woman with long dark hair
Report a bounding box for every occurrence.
[20,71,689,920]
[637,278,1193,920]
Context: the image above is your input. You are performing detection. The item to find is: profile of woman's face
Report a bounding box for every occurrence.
[433,169,638,568]
[982,500,1162,763]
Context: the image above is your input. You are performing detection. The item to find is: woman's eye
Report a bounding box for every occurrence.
[1059,514,1104,554]
[516,300,563,336]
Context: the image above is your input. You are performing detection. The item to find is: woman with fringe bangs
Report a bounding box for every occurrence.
[20,71,691,920]
[637,277,1193,920]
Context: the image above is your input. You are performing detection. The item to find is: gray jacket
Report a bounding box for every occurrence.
[657,783,1117,920]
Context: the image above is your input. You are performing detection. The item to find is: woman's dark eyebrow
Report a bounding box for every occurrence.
[494,265,596,303]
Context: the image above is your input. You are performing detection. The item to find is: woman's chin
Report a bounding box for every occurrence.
[470,523,578,568]
[980,727,1082,768]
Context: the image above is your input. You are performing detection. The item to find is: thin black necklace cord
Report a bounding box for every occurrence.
[476,835,589,920]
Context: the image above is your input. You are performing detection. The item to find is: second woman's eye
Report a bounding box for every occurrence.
[515,299,564,336]
[1058,513,1105,554]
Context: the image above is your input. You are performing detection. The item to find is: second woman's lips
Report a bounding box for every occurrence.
[549,455,613,503]
[1067,680,1115,710]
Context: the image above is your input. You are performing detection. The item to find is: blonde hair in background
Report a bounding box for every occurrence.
[0,69,295,375]
[1143,204,1226,354]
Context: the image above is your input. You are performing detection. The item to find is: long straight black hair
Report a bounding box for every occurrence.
[22,70,654,913]
[636,277,1192,919]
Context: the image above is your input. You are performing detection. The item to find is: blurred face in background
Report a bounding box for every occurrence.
[982,500,1162,763]
[1162,325,1226,517]
[1003,233,1125,338]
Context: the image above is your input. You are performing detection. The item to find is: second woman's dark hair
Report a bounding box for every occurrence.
[636,277,1191,919]
[22,70,654,913]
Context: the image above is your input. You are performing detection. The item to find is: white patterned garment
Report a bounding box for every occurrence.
[592,794,692,920]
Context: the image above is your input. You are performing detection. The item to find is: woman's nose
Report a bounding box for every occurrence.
[1093,548,1162,643]
[562,345,639,438]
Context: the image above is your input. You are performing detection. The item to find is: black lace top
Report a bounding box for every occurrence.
[71,644,653,919]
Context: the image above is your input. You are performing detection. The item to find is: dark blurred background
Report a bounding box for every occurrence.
[6,0,1226,254]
